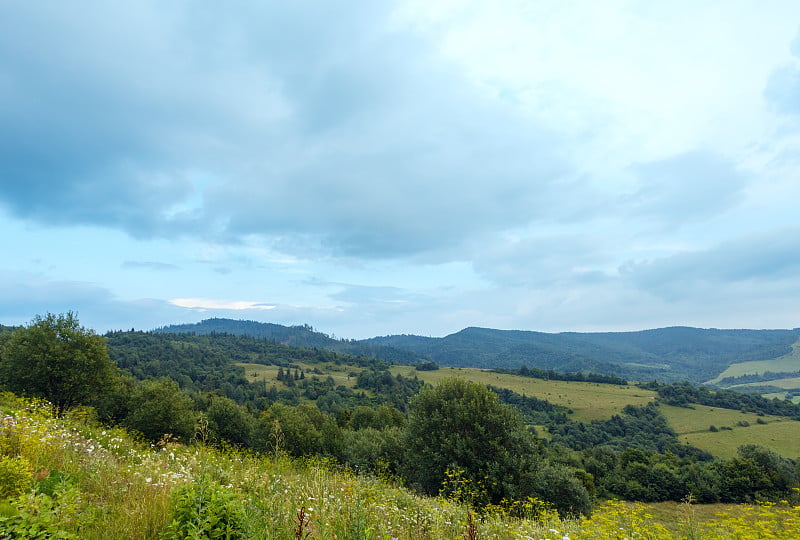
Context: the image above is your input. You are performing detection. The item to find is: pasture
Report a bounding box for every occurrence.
[708,339,800,384]
[235,361,363,389]
[389,365,657,422]
[660,404,800,459]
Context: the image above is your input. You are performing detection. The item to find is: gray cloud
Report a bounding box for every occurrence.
[621,228,800,300]
[0,273,179,331]
[471,233,613,288]
[622,151,748,225]
[0,2,567,260]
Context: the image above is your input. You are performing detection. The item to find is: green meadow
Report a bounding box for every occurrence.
[390,366,657,422]
[237,361,363,389]
[659,402,800,459]
[708,339,800,384]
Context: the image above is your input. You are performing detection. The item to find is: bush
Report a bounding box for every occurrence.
[161,476,246,539]
[0,455,32,500]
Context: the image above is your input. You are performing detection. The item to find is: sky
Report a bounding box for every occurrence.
[1,1,800,339]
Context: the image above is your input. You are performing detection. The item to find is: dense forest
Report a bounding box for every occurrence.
[1,315,799,517]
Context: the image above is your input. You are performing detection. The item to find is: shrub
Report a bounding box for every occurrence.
[0,497,76,539]
[0,455,32,500]
[161,476,246,539]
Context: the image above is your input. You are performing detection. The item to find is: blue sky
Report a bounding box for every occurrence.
[2,1,800,338]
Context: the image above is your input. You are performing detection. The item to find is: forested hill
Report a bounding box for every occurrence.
[152,319,800,384]
[154,318,423,365]
[367,326,800,383]
[156,319,340,348]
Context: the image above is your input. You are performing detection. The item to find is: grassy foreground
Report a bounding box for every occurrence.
[0,394,797,539]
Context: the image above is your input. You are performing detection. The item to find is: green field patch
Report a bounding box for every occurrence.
[660,404,800,459]
[678,420,800,460]
[735,376,800,391]
[389,366,657,422]
[708,338,800,384]
[235,361,363,388]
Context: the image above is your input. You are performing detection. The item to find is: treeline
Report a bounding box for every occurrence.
[642,381,800,419]
[715,370,800,387]
[493,365,628,385]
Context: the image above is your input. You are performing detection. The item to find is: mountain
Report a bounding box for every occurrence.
[154,318,424,365]
[368,326,800,383]
[156,319,340,348]
[152,319,800,384]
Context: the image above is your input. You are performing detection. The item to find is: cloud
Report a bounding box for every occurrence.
[621,229,800,300]
[471,233,612,288]
[328,284,418,305]
[0,272,181,331]
[0,1,567,261]
[168,298,276,311]
[622,151,749,225]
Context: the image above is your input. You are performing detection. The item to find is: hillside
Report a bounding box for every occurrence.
[157,319,800,384]
[371,326,800,383]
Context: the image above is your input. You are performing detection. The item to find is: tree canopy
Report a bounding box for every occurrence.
[0,312,117,413]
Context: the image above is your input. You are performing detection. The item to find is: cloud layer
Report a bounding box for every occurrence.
[1,4,799,336]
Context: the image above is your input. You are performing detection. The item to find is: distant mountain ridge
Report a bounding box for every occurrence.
[154,319,800,384]
[154,319,424,365]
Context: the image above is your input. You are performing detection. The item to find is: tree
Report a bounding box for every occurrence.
[0,312,117,414]
[401,377,542,506]
[205,395,255,447]
[121,378,197,442]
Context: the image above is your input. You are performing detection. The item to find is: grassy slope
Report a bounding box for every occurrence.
[735,376,800,390]
[659,404,800,459]
[390,366,657,422]
[237,361,363,389]
[708,338,800,384]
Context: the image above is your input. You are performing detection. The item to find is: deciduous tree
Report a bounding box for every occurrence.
[0,312,117,414]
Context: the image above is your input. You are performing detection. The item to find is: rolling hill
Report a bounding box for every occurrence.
[156,319,800,384]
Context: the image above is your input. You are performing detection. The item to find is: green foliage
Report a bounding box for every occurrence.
[0,495,77,539]
[121,378,197,442]
[161,477,246,540]
[34,470,78,498]
[496,365,627,385]
[203,395,255,447]
[0,312,117,413]
[648,381,800,418]
[256,403,340,458]
[401,378,551,509]
[0,455,32,500]
[415,361,439,371]
[715,445,799,503]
